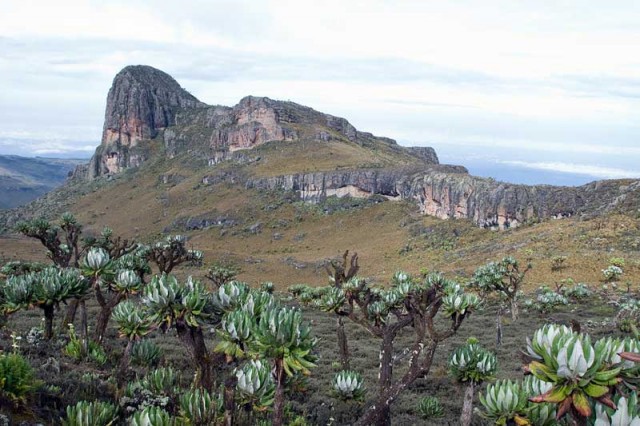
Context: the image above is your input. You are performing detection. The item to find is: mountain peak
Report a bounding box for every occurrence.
[89,65,203,177]
[86,65,439,178]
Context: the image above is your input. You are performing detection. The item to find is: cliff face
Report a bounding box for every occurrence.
[82,65,640,230]
[87,66,439,179]
[246,168,640,229]
[88,65,203,178]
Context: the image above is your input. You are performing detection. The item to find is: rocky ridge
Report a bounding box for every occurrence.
[73,65,640,229]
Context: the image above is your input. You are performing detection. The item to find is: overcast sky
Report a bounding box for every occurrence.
[1,0,639,185]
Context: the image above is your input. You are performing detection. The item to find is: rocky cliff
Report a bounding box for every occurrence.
[88,65,204,178]
[87,66,438,179]
[81,65,640,230]
[246,168,640,229]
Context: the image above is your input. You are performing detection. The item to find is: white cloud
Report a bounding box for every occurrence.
[0,0,639,183]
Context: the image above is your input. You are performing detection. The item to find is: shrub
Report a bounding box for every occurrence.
[64,324,107,365]
[609,257,626,268]
[562,282,592,300]
[0,352,40,404]
[550,255,567,271]
[603,265,623,282]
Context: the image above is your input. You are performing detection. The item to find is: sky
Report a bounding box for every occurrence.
[1,0,639,186]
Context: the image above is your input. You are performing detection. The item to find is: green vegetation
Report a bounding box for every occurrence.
[2,214,640,425]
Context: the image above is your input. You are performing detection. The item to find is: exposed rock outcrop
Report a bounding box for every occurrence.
[76,65,640,231]
[247,168,640,229]
[88,65,203,178]
[86,66,439,179]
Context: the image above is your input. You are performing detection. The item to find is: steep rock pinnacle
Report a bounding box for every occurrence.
[88,65,203,178]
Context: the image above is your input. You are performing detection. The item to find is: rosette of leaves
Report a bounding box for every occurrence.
[241,290,276,319]
[521,376,557,426]
[255,306,317,376]
[478,379,529,425]
[179,388,218,425]
[0,260,46,276]
[592,393,640,425]
[597,336,640,388]
[112,253,151,280]
[449,339,497,425]
[81,247,113,278]
[449,340,497,384]
[113,300,155,372]
[442,292,481,319]
[525,325,627,421]
[137,367,180,396]
[287,284,310,297]
[236,359,276,410]
[254,305,316,425]
[392,270,411,286]
[615,299,640,336]
[113,269,142,294]
[602,265,623,282]
[128,406,174,426]
[215,309,254,359]
[318,287,346,312]
[143,274,214,328]
[3,267,88,339]
[62,400,119,426]
[342,276,366,295]
[332,370,365,401]
[260,282,275,294]
[562,283,592,300]
[381,289,405,309]
[212,281,250,313]
[367,300,389,324]
[418,396,444,419]
[142,274,217,389]
[113,300,154,340]
[131,339,162,368]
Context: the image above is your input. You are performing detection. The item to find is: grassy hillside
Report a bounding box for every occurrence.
[0,144,638,290]
[0,155,86,209]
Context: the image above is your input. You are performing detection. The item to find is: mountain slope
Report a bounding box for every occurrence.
[0,65,639,288]
[0,155,86,208]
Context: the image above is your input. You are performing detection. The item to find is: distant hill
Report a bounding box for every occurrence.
[0,155,86,208]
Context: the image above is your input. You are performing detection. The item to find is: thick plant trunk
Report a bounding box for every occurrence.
[336,316,350,370]
[94,305,113,344]
[273,358,285,426]
[223,373,237,426]
[62,298,78,328]
[43,304,55,340]
[176,323,213,390]
[510,297,519,321]
[460,382,475,426]
[368,334,395,425]
[118,339,134,378]
[356,341,439,426]
[79,299,88,356]
[94,294,123,344]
